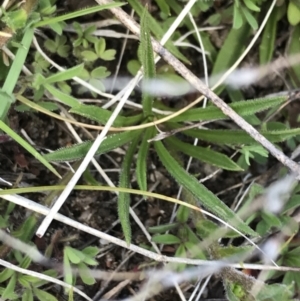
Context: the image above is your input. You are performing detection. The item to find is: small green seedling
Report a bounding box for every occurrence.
[63,246,99,291]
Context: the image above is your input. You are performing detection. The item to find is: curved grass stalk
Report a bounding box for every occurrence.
[0,184,273,262]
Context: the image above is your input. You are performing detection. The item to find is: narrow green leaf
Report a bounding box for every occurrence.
[152,234,181,244]
[172,244,187,271]
[33,288,58,301]
[283,195,300,214]
[136,127,155,191]
[166,136,243,171]
[183,127,300,145]
[82,256,98,266]
[44,130,141,162]
[148,223,179,234]
[259,7,278,64]
[184,241,206,260]
[63,252,73,287]
[184,225,200,245]
[16,101,59,112]
[68,288,74,301]
[154,0,170,15]
[81,246,99,257]
[45,84,79,107]
[118,135,141,245]
[241,6,258,30]
[20,256,32,269]
[0,269,14,283]
[34,3,125,27]
[287,25,300,84]
[140,7,156,116]
[243,0,260,11]
[1,28,34,120]
[65,246,85,264]
[257,283,294,301]
[287,1,300,25]
[171,96,286,122]
[176,205,190,223]
[2,272,16,300]
[0,120,61,178]
[14,215,37,241]
[69,104,142,126]
[22,288,34,301]
[233,4,243,29]
[33,270,58,288]
[78,262,95,285]
[211,23,251,94]
[127,0,189,64]
[18,275,31,288]
[0,90,15,121]
[217,245,254,258]
[154,141,257,236]
[44,64,84,85]
[261,211,281,228]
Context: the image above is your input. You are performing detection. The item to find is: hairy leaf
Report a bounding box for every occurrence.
[69,104,142,126]
[148,223,179,234]
[152,234,181,244]
[217,245,254,258]
[140,7,156,116]
[34,2,125,27]
[154,141,257,236]
[44,64,83,84]
[0,121,60,178]
[182,127,300,145]
[136,127,155,191]
[170,95,286,122]
[166,136,242,171]
[118,135,141,245]
[44,130,141,162]
[127,0,189,64]
[45,84,79,107]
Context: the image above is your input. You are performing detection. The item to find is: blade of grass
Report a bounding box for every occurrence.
[43,130,142,162]
[127,0,189,64]
[0,120,61,178]
[118,135,141,245]
[0,27,34,120]
[140,6,155,117]
[183,127,300,145]
[45,84,80,107]
[43,64,84,85]
[69,104,142,127]
[33,3,125,28]
[136,127,155,191]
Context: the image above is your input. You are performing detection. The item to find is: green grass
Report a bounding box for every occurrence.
[0,0,300,300]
